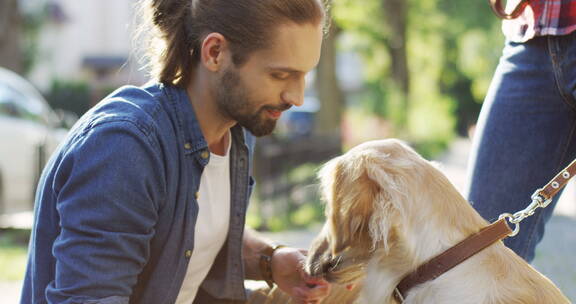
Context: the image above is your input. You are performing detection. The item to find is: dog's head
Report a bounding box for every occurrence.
[305,139,438,283]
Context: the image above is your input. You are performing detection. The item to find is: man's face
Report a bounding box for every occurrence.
[215,22,323,137]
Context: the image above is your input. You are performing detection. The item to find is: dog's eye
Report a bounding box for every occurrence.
[323,260,333,273]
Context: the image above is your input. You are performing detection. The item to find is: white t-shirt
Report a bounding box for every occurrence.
[175,133,231,303]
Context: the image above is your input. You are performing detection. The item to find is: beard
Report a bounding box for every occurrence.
[215,67,291,137]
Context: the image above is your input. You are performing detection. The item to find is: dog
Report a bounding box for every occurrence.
[305,139,569,304]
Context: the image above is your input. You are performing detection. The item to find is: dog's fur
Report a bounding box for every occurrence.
[305,139,569,304]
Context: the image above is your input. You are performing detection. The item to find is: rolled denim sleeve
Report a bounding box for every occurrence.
[46,120,165,303]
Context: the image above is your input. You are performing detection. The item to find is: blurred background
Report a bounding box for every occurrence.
[0,0,574,302]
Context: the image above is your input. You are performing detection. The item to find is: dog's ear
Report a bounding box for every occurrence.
[362,150,408,252]
[320,150,402,254]
[318,156,352,254]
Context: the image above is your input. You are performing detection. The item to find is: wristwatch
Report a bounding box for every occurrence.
[259,244,286,288]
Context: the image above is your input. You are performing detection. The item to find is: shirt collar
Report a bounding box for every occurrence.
[162,84,208,155]
[162,83,249,156]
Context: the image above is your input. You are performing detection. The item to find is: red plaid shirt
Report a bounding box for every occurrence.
[502,0,576,42]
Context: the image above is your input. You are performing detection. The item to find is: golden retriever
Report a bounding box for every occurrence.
[304,139,569,304]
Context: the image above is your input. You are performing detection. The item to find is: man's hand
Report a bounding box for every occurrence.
[271,247,331,304]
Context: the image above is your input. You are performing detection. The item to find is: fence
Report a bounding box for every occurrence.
[251,135,341,230]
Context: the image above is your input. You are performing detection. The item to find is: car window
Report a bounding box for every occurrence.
[0,83,45,123]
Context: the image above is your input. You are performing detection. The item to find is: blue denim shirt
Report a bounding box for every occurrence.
[21,83,255,304]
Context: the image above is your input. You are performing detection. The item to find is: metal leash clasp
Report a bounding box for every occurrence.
[499,189,552,237]
[393,287,405,303]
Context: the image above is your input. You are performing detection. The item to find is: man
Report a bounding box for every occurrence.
[21,0,331,303]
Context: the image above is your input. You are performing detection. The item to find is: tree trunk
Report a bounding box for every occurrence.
[315,19,344,142]
[0,0,23,74]
[381,0,409,125]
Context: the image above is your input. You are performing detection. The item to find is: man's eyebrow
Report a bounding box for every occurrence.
[267,66,305,75]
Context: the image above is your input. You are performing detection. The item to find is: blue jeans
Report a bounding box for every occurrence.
[465,31,576,262]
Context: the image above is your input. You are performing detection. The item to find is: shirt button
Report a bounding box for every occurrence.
[195,192,199,200]
[185,250,192,258]
[200,150,209,159]
[184,143,192,150]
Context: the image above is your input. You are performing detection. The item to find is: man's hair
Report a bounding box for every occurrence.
[139,0,327,87]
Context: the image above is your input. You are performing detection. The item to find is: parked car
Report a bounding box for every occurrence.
[0,67,68,215]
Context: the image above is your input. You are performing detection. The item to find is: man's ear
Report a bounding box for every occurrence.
[200,32,231,72]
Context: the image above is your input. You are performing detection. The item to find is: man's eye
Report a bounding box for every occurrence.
[272,73,289,80]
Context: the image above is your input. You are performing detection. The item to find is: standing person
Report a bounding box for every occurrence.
[21,0,332,303]
[466,0,576,262]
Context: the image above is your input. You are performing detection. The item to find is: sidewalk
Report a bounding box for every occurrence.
[264,138,576,301]
[0,281,21,303]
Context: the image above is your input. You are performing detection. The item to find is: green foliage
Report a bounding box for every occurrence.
[246,210,263,230]
[248,164,325,232]
[290,204,323,227]
[267,216,288,232]
[46,79,91,117]
[247,193,325,233]
[333,0,503,155]
[21,6,46,75]
[0,246,28,281]
[0,229,30,281]
[287,164,320,181]
[259,201,324,233]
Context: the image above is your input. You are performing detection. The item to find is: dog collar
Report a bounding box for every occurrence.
[393,218,512,302]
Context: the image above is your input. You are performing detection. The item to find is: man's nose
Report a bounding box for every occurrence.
[281,79,305,107]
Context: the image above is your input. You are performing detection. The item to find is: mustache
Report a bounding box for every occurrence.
[262,103,292,112]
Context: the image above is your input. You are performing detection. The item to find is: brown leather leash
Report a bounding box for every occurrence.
[489,0,531,19]
[393,158,576,303]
